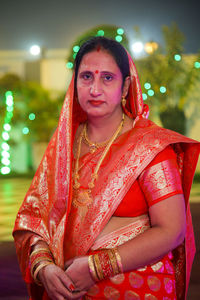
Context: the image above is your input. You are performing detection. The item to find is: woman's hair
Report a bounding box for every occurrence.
[74,36,130,87]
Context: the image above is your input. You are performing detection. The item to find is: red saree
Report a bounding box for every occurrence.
[13,50,200,300]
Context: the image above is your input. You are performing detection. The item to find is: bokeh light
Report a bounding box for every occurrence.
[117,28,124,35]
[148,89,155,96]
[22,127,29,135]
[115,35,123,42]
[144,83,151,90]
[131,42,144,54]
[29,113,36,120]
[66,62,73,69]
[142,93,148,100]
[97,30,104,36]
[30,45,41,56]
[174,54,181,61]
[160,86,167,93]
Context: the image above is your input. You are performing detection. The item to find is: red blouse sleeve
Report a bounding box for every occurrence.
[139,145,183,207]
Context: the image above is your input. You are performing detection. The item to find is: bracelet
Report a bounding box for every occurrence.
[30,247,51,258]
[88,255,99,282]
[30,247,54,280]
[113,248,123,273]
[30,252,53,266]
[33,261,54,285]
[93,253,103,281]
[88,248,123,282]
[31,257,53,278]
[108,250,119,275]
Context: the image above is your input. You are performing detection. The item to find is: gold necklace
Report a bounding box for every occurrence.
[83,125,111,153]
[73,114,125,218]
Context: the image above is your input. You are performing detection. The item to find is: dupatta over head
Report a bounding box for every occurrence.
[13,46,200,300]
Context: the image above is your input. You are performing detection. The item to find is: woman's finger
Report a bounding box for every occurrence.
[64,258,75,270]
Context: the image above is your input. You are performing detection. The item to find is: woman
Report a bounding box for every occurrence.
[13,37,200,300]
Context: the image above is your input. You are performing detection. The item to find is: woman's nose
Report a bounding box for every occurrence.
[90,79,102,97]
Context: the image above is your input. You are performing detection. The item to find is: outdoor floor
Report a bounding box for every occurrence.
[0,178,200,299]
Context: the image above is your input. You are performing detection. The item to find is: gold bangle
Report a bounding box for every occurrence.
[93,253,103,281]
[31,257,53,278]
[30,248,51,258]
[113,248,123,273]
[33,261,54,286]
[108,249,119,276]
[88,255,99,282]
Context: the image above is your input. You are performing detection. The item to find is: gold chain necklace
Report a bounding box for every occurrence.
[83,125,112,153]
[73,114,125,218]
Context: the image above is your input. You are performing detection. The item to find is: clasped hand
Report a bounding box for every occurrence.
[38,255,94,300]
[64,256,95,292]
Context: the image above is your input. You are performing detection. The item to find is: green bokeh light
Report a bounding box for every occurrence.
[1,143,10,151]
[2,132,10,141]
[7,106,13,112]
[194,61,200,69]
[66,62,73,69]
[73,45,80,53]
[97,30,104,36]
[142,93,148,101]
[144,83,151,90]
[73,53,77,59]
[148,89,155,97]
[1,166,11,175]
[1,150,10,158]
[5,91,13,97]
[22,127,29,135]
[115,35,123,42]
[160,86,167,93]
[3,124,11,131]
[29,113,36,120]
[6,112,13,119]
[117,28,124,35]
[6,96,14,106]
[1,157,10,166]
[174,54,181,61]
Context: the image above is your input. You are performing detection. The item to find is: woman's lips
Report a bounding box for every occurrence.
[89,100,105,106]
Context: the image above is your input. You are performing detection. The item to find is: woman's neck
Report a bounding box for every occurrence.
[86,109,125,143]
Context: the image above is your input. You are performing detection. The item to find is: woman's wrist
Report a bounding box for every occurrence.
[88,248,123,282]
[30,246,54,285]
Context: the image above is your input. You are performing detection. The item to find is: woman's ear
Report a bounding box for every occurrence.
[122,76,131,98]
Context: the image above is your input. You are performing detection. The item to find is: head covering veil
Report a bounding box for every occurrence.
[13,47,199,300]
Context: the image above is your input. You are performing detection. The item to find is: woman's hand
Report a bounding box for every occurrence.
[38,263,87,300]
[65,256,95,292]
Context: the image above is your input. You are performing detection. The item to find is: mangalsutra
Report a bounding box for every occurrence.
[72,114,125,219]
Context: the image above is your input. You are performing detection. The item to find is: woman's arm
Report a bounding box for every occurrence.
[118,193,186,271]
[65,193,186,291]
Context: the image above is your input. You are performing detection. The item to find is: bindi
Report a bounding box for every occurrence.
[95,70,99,74]
[96,45,101,52]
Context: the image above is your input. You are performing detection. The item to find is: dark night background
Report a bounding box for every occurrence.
[0,0,200,53]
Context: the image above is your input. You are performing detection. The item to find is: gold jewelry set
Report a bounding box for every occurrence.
[72,113,125,215]
[30,109,126,286]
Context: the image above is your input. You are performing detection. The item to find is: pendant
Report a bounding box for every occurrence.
[73,189,93,207]
[89,144,97,153]
[73,189,93,221]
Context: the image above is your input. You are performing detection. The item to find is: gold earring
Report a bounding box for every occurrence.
[121,97,126,107]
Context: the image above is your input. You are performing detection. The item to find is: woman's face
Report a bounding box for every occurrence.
[76,50,129,119]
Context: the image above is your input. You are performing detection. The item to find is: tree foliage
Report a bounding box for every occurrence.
[135,23,200,134]
[0,74,62,142]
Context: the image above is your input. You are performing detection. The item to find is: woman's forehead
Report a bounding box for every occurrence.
[78,50,120,73]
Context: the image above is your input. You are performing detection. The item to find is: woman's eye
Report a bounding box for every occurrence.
[103,74,113,81]
[81,73,92,80]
